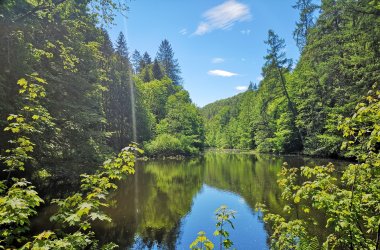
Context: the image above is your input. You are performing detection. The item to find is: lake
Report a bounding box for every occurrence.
[31,151,347,249]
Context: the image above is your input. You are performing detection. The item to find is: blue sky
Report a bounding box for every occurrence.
[107,0,305,107]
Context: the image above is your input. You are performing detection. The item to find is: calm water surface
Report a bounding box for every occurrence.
[32,151,346,249]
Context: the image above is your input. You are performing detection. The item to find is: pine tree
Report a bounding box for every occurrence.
[156,39,182,85]
[293,0,319,51]
[142,51,152,65]
[131,50,142,74]
[116,32,129,60]
[100,28,114,58]
[108,31,133,149]
[264,30,303,148]
[248,81,258,91]
[152,59,164,80]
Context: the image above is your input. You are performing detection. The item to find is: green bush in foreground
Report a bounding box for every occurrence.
[0,75,141,249]
[256,86,380,249]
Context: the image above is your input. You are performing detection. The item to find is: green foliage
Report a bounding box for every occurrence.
[0,74,52,247]
[190,205,235,250]
[156,39,182,85]
[0,179,43,246]
[202,0,380,157]
[190,231,214,250]
[257,86,380,249]
[35,146,141,248]
[0,70,142,248]
[214,205,236,250]
[144,133,198,156]
[138,79,204,156]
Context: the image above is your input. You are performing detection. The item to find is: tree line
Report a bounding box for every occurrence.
[0,0,204,248]
[202,0,380,158]
[0,0,204,178]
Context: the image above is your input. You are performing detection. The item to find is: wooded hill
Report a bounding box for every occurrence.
[202,0,380,158]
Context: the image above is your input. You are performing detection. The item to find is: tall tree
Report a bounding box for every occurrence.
[131,50,142,74]
[264,30,303,148]
[292,0,319,51]
[156,39,182,85]
[142,51,152,65]
[152,59,164,80]
[116,32,129,60]
[105,31,134,150]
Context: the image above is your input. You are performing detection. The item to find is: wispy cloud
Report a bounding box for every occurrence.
[179,28,188,35]
[208,69,238,77]
[240,29,251,35]
[194,0,251,36]
[236,86,248,92]
[212,57,225,64]
[256,76,264,82]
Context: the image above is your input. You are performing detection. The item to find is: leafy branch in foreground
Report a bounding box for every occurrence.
[190,231,214,250]
[190,205,235,250]
[0,74,142,249]
[214,205,236,250]
[1,74,52,247]
[22,145,141,249]
[256,86,380,249]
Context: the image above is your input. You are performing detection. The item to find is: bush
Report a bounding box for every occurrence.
[144,134,199,157]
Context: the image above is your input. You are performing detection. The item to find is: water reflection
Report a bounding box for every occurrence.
[31,151,347,249]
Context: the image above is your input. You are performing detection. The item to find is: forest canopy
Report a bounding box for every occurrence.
[202,0,380,158]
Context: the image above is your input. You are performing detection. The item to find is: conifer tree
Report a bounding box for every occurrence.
[156,39,182,85]
[142,51,152,65]
[152,59,164,80]
[293,0,319,51]
[264,30,303,148]
[248,81,258,91]
[116,32,129,60]
[131,50,142,74]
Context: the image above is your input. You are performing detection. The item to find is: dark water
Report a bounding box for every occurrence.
[31,151,347,249]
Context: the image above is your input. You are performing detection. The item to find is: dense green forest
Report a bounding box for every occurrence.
[0,0,204,248]
[202,0,380,157]
[0,0,204,174]
[0,0,379,249]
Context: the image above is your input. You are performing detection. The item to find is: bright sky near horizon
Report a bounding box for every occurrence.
[107,0,303,107]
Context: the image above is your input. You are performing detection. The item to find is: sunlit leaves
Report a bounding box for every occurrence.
[190,205,235,250]
[190,231,214,250]
[47,145,139,247]
[0,179,43,245]
[258,85,380,249]
[213,205,236,249]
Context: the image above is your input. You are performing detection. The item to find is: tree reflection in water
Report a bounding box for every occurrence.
[31,151,346,249]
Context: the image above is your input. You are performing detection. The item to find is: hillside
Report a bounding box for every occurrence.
[202,0,380,156]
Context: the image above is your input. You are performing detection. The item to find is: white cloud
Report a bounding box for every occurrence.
[208,69,238,77]
[240,29,251,35]
[194,0,251,35]
[256,76,264,82]
[212,57,225,64]
[179,28,188,35]
[236,86,248,91]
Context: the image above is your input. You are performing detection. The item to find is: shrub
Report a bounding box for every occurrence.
[144,134,199,157]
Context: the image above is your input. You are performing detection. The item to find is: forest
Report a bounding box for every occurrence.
[202,0,380,158]
[0,0,379,249]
